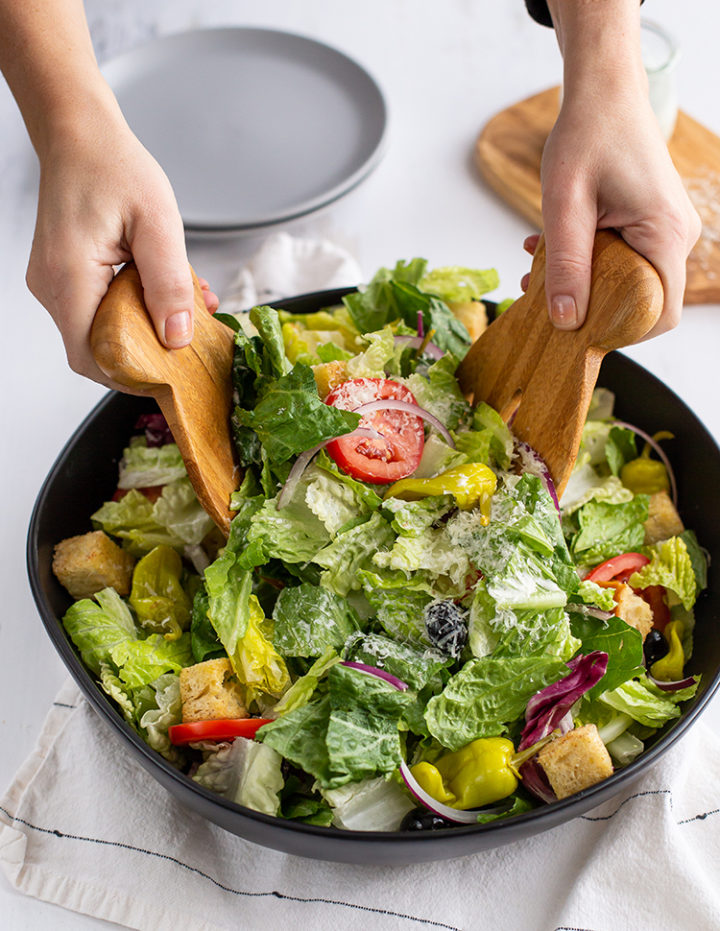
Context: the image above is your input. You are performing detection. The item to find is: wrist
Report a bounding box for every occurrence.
[548,0,647,99]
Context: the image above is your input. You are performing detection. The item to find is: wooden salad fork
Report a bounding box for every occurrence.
[91,263,237,534]
[456,230,664,499]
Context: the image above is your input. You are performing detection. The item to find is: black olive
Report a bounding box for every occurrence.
[424,601,467,658]
[400,807,456,831]
[644,628,669,667]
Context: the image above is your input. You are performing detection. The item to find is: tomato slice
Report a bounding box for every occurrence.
[585,552,650,584]
[325,378,425,484]
[168,718,272,745]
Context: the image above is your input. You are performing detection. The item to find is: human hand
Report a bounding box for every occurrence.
[26,101,218,386]
[535,0,701,341]
[537,90,700,340]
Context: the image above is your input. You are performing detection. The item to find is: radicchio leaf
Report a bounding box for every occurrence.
[519,651,609,751]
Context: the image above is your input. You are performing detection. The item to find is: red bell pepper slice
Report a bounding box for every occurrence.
[168,718,272,745]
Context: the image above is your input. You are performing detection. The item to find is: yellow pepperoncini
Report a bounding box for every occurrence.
[129,544,190,641]
[383,464,497,523]
[650,619,685,681]
[620,431,673,496]
[410,737,518,810]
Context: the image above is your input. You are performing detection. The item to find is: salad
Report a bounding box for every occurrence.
[52,258,708,832]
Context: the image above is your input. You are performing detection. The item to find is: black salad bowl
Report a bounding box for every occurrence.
[27,288,720,864]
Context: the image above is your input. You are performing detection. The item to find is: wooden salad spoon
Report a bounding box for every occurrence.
[91,263,238,534]
[456,229,664,499]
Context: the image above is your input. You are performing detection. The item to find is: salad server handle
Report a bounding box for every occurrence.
[90,262,237,534]
[457,230,664,499]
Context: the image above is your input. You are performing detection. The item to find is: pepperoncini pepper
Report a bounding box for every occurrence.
[620,431,673,496]
[384,464,497,523]
[410,737,518,809]
[650,619,685,681]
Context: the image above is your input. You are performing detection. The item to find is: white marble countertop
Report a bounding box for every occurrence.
[1,1,718,927]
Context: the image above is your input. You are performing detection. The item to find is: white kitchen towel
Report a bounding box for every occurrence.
[220,232,363,312]
[1,678,719,931]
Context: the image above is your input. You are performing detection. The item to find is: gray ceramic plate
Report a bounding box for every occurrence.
[103,27,388,232]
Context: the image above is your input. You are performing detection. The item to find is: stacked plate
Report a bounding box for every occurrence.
[103,27,388,236]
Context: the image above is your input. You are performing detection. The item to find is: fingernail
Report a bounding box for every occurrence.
[550,295,578,328]
[165,311,192,347]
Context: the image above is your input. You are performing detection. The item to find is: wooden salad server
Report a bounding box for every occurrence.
[91,263,237,534]
[456,230,664,499]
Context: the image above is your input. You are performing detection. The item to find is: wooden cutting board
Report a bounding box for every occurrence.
[474,86,720,305]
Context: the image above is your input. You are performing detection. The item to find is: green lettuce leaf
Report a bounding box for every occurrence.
[110,633,192,689]
[272,583,361,657]
[419,265,499,303]
[313,511,394,597]
[404,353,471,431]
[358,567,434,644]
[62,587,137,675]
[117,438,187,489]
[193,737,284,815]
[234,363,360,465]
[628,536,698,610]
[599,674,699,728]
[273,647,341,715]
[425,654,567,750]
[570,495,650,566]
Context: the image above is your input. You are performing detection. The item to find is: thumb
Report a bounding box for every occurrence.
[129,214,194,349]
[542,194,597,330]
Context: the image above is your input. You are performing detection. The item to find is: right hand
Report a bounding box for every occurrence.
[26,100,218,386]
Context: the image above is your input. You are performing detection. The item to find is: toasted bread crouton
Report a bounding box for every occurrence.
[613,582,653,641]
[52,530,135,599]
[644,491,684,545]
[537,723,614,800]
[448,300,489,344]
[312,360,348,399]
[180,658,248,723]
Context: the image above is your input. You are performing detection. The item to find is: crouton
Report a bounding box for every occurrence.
[180,658,248,723]
[644,490,684,545]
[613,582,653,641]
[448,300,489,344]
[52,530,135,599]
[312,360,348,399]
[537,723,614,800]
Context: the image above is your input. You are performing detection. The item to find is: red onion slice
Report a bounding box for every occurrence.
[398,761,506,824]
[648,673,698,692]
[340,660,408,691]
[276,427,382,509]
[352,399,456,448]
[516,441,560,515]
[393,335,444,360]
[612,420,678,506]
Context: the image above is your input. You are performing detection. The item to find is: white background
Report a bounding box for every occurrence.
[1,1,718,927]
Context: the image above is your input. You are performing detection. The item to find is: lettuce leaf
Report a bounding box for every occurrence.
[92,478,214,556]
[62,587,137,675]
[404,353,471,431]
[570,495,650,566]
[313,511,394,597]
[598,674,699,728]
[117,438,187,489]
[569,612,644,697]
[425,654,567,750]
[628,536,698,610]
[193,737,284,815]
[234,363,360,465]
[419,265,499,303]
[272,583,361,657]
